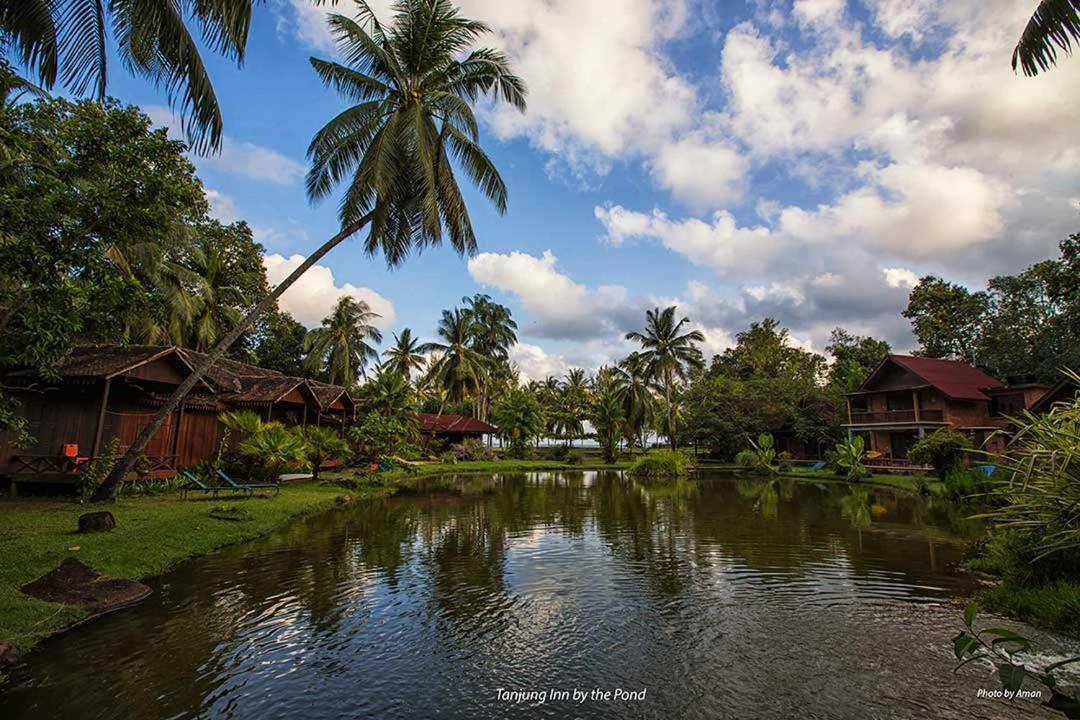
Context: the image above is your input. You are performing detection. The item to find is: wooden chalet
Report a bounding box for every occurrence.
[843,354,1055,464]
[417,413,498,444]
[1,345,352,491]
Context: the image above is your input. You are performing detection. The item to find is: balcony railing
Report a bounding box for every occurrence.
[848,409,944,425]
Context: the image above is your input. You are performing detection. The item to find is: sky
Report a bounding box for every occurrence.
[102,0,1079,382]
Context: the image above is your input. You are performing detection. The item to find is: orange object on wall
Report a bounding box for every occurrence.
[62,444,79,458]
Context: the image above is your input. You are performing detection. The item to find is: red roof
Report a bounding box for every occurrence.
[417,413,498,434]
[882,354,1002,401]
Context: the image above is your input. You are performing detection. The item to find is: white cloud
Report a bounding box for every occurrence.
[145,105,305,185]
[883,267,920,289]
[649,130,749,208]
[204,189,239,223]
[509,342,571,383]
[263,253,396,329]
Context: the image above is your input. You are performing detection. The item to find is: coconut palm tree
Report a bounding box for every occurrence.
[383,327,433,379]
[613,354,654,450]
[1013,0,1080,76]
[93,0,524,501]
[461,293,516,421]
[626,306,705,450]
[0,0,254,152]
[425,308,487,412]
[300,425,350,482]
[304,296,383,387]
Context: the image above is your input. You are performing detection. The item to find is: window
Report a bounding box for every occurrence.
[991,394,1024,417]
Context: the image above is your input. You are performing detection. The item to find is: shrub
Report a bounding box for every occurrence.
[833,435,869,482]
[942,466,989,500]
[438,451,457,465]
[777,451,794,470]
[734,433,778,475]
[449,438,494,462]
[566,450,585,466]
[550,445,571,462]
[349,411,410,463]
[907,429,970,478]
[628,450,691,480]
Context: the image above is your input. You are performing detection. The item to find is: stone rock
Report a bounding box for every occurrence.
[78,511,116,533]
[0,641,23,670]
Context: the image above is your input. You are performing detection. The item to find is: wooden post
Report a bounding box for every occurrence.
[91,378,112,458]
[302,404,308,427]
[265,404,272,422]
[846,397,853,425]
[911,389,920,423]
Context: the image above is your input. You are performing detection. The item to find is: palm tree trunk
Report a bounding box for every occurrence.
[666,368,676,451]
[90,214,374,502]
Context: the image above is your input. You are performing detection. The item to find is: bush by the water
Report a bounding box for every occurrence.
[907,428,970,478]
[628,450,691,480]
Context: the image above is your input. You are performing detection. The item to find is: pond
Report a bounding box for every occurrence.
[1,472,1071,718]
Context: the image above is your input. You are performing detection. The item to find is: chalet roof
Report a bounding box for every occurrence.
[224,376,309,405]
[12,345,174,379]
[176,348,282,393]
[418,413,498,434]
[1028,381,1077,414]
[308,380,354,409]
[856,354,1003,401]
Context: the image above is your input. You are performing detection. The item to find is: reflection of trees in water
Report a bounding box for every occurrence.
[840,486,872,529]
[735,477,795,521]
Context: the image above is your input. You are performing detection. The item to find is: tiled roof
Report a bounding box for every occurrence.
[176,348,282,393]
[224,375,306,405]
[11,345,174,378]
[308,381,350,409]
[418,413,498,434]
[884,355,1003,401]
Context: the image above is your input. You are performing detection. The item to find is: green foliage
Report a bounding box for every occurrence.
[907,429,971,478]
[238,424,306,479]
[942,467,990,500]
[833,435,868,481]
[78,437,121,500]
[304,296,382,387]
[589,376,626,463]
[250,310,308,377]
[493,388,545,459]
[627,450,692,480]
[904,238,1080,383]
[951,603,1080,711]
[981,390,1080,563]
[450,438,494,462]
[300,426,350,481]
[735,433,779,475]
[625,306,705,450]
[825,328,891,392]
[349,411,411,462]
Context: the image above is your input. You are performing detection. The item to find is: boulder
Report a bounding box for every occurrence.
[0,641,23,670]
[78,511,116,533]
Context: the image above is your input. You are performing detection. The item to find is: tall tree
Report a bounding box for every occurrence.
[93,0,526,500]
[625,306,704,450]
[0,0,255,151]
[425,308,487,411]
[612,354,654,449]
[383,327,432,379]
[826,328,891,392]
[251,309,308,376]
[902,276,988,364]
[303,296,382,387]
[461,293,516,421]
[1012,0,1080,76]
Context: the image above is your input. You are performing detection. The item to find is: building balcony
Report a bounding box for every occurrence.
[847,409,945,425]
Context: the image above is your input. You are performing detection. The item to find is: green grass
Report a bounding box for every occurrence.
[0,482,389,651]
[978,580,1080,638]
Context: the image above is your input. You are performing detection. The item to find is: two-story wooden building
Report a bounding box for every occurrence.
[843,354,1016,462]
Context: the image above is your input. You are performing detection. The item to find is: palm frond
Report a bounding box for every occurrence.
[57,0,106,97]
[1,0,60,88]
[1012,0,1080,76]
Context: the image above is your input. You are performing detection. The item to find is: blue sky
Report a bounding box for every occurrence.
[100,0,1079,380]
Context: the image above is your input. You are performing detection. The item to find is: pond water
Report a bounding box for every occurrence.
[1,472,1071,719]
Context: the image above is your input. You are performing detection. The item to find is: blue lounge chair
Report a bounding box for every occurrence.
[216,469,280,496]
[977,464,997,477]
[180,470,222,498]
[809,461,827,471]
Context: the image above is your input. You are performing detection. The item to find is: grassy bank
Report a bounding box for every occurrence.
[0,459,630,653]
[0,482,387,652]
[978,580,1080,638]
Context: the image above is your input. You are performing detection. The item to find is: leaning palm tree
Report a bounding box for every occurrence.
[425,308,487,412]
[0,0,254,152]
[1013,0,1080,75]
[383,327,434,379]
[92,0,525,501]
[625,306,705,450]
[304,296,383,387]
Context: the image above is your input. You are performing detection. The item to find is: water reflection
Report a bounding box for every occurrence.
[3,472,1042,720]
